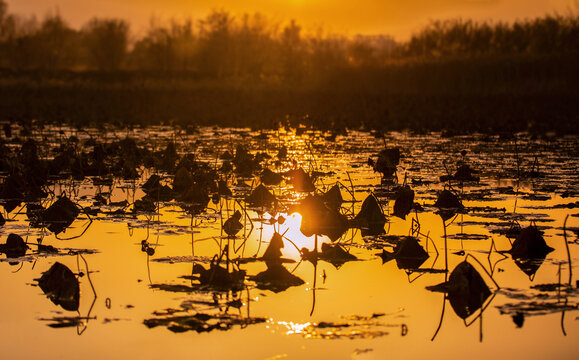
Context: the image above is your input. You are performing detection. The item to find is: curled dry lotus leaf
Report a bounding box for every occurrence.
[38,262,80,312]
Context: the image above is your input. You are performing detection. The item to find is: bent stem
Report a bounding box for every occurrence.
[310,260,318,317]
[432,216,450,341]
[563,215,572,285]
[561,214,571,336]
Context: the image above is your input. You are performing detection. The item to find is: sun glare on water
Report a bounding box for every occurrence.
[264,212,330,259]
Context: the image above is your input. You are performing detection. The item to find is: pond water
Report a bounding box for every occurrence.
[0,125,577,359]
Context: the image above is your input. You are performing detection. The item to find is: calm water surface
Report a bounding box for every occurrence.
[0,126,577,359]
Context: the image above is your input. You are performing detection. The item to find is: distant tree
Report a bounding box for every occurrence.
[131,18,190,72]
[232,13,275,78]
[0,0,8,66]
[280,20,304,78]
[2,15,39,69]
[197,10,235,77]
[83,18,129,71]
[308,33,347,74]
[347,36,380,67]
[0,0,6,22]
[170,19,196,71]
[0,0,15,42]
[35,13,78,70]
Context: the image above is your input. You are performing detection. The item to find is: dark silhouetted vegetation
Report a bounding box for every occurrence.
[403,17,579,58]
[0,0,577,133]
[83,18,130,71]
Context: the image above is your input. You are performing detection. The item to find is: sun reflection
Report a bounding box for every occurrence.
[274,319,391,340]
[277,320,312,335]
[264,211,331,259]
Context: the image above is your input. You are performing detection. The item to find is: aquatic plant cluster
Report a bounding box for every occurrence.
[0,123,577,351]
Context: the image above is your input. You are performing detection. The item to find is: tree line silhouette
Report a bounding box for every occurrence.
[0,1,577,133]
[0,1,577,77]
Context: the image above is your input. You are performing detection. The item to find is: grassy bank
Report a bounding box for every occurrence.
[1,52,577,134]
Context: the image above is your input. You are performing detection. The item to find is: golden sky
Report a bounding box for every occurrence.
[6,0,578,39]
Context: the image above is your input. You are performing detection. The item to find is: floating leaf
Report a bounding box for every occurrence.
[0,233,29,258]
[173,167,193,193]
[427,261,491,319]
[373,147,400,178]
[262,232,285,260]
[144,312,265,333]
[434,189,464,220]
[292,195,349,241]
[250,262,305,292]
[302,243,357,268]
[223,210,243,237]
[245,184,276,209]
[509,225,554,259]
[133,196,156,213]
[322,184,344,210]
[41,196,80,234]
[393,186,414,219]
[260,168,283,186]
[191,263,246,291]
[286,168,315,192]
[37,262,80,312]
[351,194,386,234]
[380,236,428,270]
[440,164,480,182]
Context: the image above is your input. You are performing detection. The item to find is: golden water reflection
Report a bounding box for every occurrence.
[0,126,577,359]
